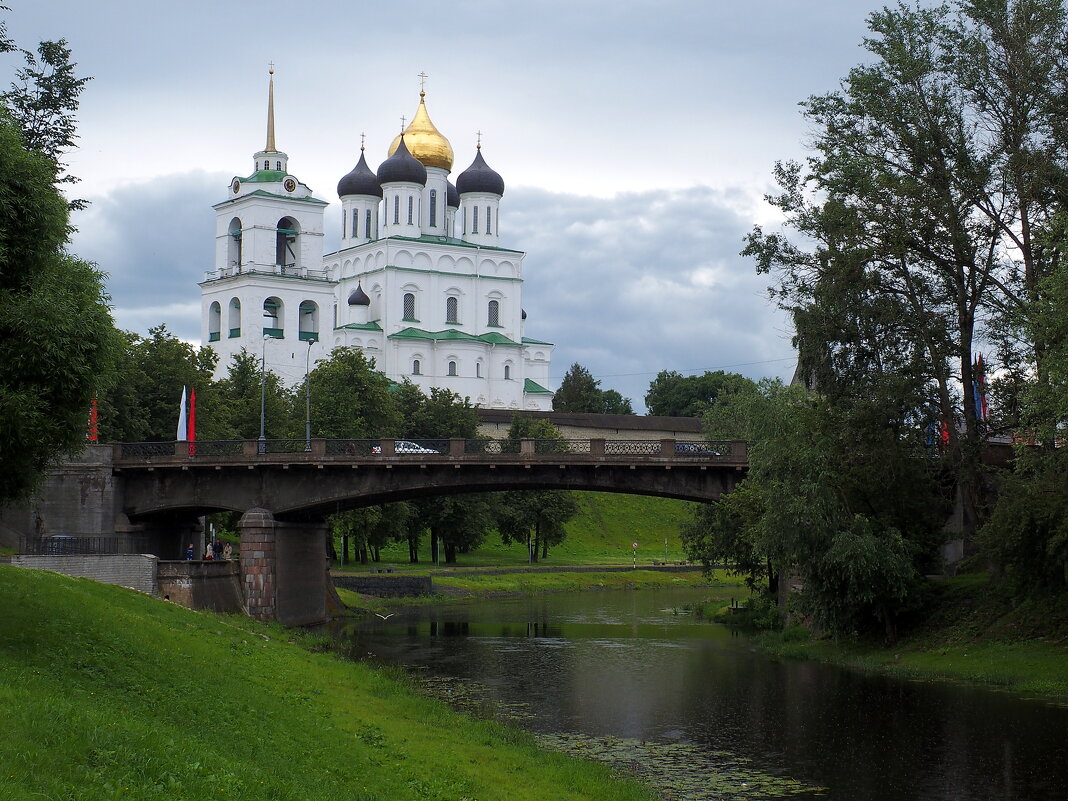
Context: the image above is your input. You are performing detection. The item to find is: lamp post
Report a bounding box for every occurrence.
[258,333,269,454]
[304,338,313,451]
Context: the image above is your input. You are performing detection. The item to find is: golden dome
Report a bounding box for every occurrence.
[388,92,453,172]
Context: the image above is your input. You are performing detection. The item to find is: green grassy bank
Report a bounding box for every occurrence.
[758,573,1068,704]
[0,565,657,801]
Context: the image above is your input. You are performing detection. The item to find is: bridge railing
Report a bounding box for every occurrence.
[112,438,745,463]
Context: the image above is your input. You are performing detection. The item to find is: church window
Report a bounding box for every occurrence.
[476,362,482,378]
[393,195,400,224]
[448,360,457,376]
[429,189,437,227]
[263,297,284,337]
[403,292,416,321]
[275,161,282,171]
[208,302,222,342]
[351,209,358,238]
[407,195,414,225]
[413,359,421,375]
[462,208,466,235]
[228,297,241,337]
[487,299,500,327]
[472,206,479,234]
[486,206,492,234]
[299,300,319,341]
[504,364,511,380]
[365,209,372,239]
[446,296,459,324]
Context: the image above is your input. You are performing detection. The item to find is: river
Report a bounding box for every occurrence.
[331,586,1068,800]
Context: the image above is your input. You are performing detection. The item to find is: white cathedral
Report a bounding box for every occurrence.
[199,71,554,410]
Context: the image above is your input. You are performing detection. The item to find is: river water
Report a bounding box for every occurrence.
[332,587,1068,800]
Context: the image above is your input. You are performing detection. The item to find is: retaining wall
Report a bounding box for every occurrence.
[12,554,159,596]
[333,574,433,597]
[156,560,244,613]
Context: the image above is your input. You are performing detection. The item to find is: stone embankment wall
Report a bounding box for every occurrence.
[12,554,159,596]
[157,560,244,613]
[333,574,433,597]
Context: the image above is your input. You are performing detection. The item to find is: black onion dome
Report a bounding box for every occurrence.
[337,151,382,198]
[456,147,504,196]
[377,135,427,186]
[446,180,460,208]
[347,283,370,306]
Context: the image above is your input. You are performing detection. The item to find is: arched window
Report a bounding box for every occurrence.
[486,206,492,234]
[504,364,511,380]
[275,161,282,171]
[472,205,479,234]
[351,209,358,238]
[476,362,482,378]
[228,298,241,337]
[393,195,400,224]
[407,195,414,225]
[227,217,242,268]
[446,296,459,324]
[403,292,416,321]
[208,302,222,342]
[263,297,284,337]
[487,299,500,327]
[276,216,299,270]
[365,209,372,239]
[448,360,457,376]
[462,207,466,235]
[429,189,437,228]
[299,300,319,342]
[413,359,421,375]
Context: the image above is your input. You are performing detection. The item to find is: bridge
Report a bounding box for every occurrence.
[16,438,748,626]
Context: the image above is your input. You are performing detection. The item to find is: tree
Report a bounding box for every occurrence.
[553,362,634,414]
[303,347,400,439]
[0,110,116,501]
[744,0,1068,542]
[214,348,291,440]
[644,370,752,418]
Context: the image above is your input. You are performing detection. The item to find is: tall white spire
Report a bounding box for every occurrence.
[266,64,277,152]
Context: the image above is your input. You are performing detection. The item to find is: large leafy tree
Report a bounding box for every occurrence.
[744,0,1068,541]
[0,109,115,500]
[644,370,752,418]
[553,362,634,414]
[304,347,400,439]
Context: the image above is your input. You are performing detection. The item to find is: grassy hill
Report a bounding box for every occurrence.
[0,565,656,801]
[373,491,698,567]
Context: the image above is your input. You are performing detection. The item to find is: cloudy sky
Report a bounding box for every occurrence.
[4,0,892,411]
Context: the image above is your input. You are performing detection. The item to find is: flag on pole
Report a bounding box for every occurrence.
[176,386,188,441]
[188,387,197,455]
[87,397,98,442]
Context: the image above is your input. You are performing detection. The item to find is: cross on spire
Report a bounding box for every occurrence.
[476,130,483,149]
[360,132,366,152]
[400,115,406,133]
[417,71,428,93]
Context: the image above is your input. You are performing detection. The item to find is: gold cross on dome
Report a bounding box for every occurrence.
[476,130,483,148]
[418,71,428,92]
[400,115,406,132]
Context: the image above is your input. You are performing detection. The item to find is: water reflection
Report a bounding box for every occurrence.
[332,588,1068,800]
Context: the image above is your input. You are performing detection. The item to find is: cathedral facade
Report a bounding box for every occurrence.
[199,72,554,410]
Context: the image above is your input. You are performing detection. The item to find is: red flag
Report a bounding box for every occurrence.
[87,397,98,442]
[188,387,197,456]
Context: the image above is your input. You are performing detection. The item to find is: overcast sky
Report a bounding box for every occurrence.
[4,0,894,411]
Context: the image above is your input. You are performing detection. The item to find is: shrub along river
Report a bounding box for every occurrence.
[332,587,1068,800]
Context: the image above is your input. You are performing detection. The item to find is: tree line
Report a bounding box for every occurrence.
[681,0,1068,642]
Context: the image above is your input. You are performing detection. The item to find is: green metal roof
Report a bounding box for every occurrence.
[385,234,524,254]
[242,170,287,183]
[335,321,383,332]
[521,336,554,346]
[221,188,328,206]
[524,379,552,394]
[388,327,522,347]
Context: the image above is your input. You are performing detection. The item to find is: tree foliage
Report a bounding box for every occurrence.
[644,370,752,418]
[553,362,633,414]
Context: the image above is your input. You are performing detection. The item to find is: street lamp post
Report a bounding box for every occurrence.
[304,338,313,451]
[258,333,269,454]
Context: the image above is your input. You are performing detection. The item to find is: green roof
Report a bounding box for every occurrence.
[521,336,554,346]
[388,327,522,347]
[218,188,328,206]
[243,170,288,183]
[335,321,383,332]
[524,379,553,394]
[386,235,523,254]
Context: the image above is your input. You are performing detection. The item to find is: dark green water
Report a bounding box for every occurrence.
[334,587,1068,800]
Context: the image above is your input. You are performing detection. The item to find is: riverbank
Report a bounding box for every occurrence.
[334,566,736,612]
[0,564,657,801]
[758,572,1068,705]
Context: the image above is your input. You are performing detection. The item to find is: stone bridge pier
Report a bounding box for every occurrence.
[238,508,331,626]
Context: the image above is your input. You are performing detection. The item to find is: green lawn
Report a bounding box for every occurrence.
[0,565,658,801]
[342,491,698,570]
